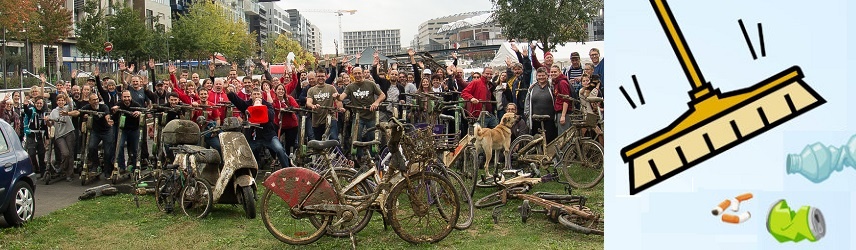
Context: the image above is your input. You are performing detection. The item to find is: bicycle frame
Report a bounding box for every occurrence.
[517,118,584,165]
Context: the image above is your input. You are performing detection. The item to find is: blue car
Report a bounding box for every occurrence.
[0,119,35,226]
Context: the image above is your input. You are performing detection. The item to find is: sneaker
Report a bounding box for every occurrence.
[66,177,73,182]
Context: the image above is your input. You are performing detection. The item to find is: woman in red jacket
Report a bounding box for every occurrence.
[551,65,572,134]
[272,84,299,157]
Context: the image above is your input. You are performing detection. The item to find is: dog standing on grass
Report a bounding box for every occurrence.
[473,113,518,178]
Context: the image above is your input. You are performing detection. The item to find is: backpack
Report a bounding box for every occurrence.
[22,107,34,137]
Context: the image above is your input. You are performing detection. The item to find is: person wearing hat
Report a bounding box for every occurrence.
[565,52,585,110]
[531,43,555,74]
[227,86,291,169]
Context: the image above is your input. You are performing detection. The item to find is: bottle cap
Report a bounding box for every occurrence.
[786,154,801,174]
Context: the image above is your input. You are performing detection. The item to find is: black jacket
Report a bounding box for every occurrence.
[228,92,277,141]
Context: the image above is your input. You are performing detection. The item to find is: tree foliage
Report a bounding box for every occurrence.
[261,34,316,68]
[106,2,150,62]
[172,1,256,62]
[31,0,73,45]
[0,0,38,40]
[491,0,603,51]
[75,0,106,58]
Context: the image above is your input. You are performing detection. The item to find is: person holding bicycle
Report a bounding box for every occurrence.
[337,67,385,155]
[524,67,559,143]
[112,90,143,175]
[461,66,497,128]
[67,93,114,178]
[306,72,342,141]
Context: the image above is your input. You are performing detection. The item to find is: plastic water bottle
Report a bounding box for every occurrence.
[786,134,856,183]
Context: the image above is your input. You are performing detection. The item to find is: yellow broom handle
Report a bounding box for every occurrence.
[651,0,706,90]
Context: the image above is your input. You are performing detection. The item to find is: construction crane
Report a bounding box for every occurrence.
[300,9,357,52]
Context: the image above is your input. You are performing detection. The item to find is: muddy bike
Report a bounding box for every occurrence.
[473,172,603,235]
[506,110,604,189]
[155,147,214,219]
[260,118,460,245]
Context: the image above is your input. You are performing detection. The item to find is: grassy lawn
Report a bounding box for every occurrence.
[0,180,603,250]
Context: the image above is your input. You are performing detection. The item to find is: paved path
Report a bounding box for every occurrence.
[1,173,132,227]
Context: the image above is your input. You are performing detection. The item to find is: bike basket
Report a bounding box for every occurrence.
[399,127,437,172]
[307,146,353,172]
[162,119,200,145]
[414,123,456,149]
[582,113,598,127]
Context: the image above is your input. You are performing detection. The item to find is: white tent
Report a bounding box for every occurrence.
[487,42,519,68]
[539,41,604,64]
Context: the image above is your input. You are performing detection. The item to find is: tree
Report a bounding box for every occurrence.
[146,22,171,61]
[172,1,257,62]
[491,0,603,52]
[31,0,73,45]
[75,0,107,59]
[0,0,37,40]
[261,34,316,68]
[106,2,150,63]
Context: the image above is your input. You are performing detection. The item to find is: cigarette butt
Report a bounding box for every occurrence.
[712,199,731,216]
[735,193,753,202]
[721,212,751,224]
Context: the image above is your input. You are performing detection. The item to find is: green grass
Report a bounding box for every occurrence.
[0,180,603,250]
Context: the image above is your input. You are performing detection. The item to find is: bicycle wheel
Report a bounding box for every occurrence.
[508,135,540,174]
[155,172,176,213]
[386,171,460,244]
[444,170,473,230]
[454,145,478,196]
[557,205,604,235]
[310,168,374,237]
[260,188,330,245]
[561,140,604,189]
[180,179,213,219]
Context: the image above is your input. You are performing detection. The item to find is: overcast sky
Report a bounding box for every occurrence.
[273,0,495,54]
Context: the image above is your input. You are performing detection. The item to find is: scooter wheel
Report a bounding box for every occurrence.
[44,172,51,185]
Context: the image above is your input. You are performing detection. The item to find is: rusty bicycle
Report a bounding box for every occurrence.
[260,118,460,245]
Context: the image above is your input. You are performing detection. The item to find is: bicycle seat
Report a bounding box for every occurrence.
[307,140,339,150]
[178,145,221,165]
[352,140,380,147]
[531,115,552,121]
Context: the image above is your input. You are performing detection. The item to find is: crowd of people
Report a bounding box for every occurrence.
[0,43,604,182]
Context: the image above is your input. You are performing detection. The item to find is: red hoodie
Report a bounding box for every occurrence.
[461,75,493,117]
[553,74,572,112]
[273,95,299,129]
[171,77,198,105]
[208,89,228,123]
[280,72,299,97]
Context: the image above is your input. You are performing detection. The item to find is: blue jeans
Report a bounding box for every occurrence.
[304,118,315,142]
[116,128,140,171]
[356,118,376,158]
[205,134,222,154]
[483,115,498,128]
[250,135,291,168]
[88,129,115,173]
[312,120,339,141]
